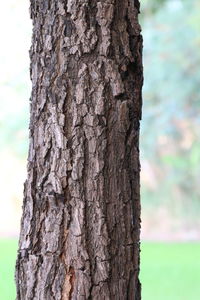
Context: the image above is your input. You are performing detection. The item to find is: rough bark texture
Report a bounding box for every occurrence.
[16,0,143,299]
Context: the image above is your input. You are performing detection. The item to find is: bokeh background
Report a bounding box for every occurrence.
[0,0,200,299]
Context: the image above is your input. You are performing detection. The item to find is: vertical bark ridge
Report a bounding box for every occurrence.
[16,0,143,299]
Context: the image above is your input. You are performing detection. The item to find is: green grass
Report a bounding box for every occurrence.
[140,242,200,300]
[0,239,18,300]
[0,240,200,300]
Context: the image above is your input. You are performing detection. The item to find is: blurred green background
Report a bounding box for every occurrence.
[0,0,200,299]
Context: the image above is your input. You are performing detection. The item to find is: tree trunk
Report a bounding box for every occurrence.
[16,0,143,299]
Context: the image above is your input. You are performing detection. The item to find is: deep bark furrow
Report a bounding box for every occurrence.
[16,0,143,299]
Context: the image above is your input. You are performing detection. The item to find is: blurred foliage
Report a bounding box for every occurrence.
[0,1,31,158]
[141,0,169,15]
[140,0,200,228]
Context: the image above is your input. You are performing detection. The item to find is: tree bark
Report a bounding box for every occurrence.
[16,0,143,299]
